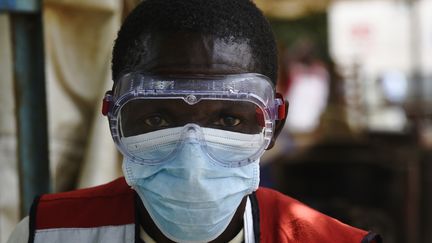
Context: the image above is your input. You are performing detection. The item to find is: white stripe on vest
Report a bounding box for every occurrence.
[34,224,135,243]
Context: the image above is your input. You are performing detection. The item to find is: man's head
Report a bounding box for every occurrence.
[111,0,278,83]
[105,1,286,242]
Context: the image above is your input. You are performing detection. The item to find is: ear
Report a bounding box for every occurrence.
[266,97,288,150]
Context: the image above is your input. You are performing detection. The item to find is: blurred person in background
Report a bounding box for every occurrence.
[8,0,381,242]
[281,38,330,145]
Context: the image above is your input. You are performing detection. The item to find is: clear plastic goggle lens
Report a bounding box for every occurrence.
[119,99,263,137]
[105,73,283,167]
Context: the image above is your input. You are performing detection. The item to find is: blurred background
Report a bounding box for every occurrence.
[1,0,432,242]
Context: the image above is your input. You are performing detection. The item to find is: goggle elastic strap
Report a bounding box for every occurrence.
[255,92,287,127]
[276,93,287,120]
[102,91,113,116]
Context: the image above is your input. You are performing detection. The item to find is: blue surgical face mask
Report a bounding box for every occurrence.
[122,126,260,243]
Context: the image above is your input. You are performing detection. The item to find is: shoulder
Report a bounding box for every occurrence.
[255,186,301,206]
[34,177,135,229]
[40,177,132,202]
[255,187,380,243]
[255,187,323,222]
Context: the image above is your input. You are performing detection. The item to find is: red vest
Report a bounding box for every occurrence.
[30,177,380,243]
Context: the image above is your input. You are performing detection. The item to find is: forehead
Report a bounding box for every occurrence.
[128,32,259,75]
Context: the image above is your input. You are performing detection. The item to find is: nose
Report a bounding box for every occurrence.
[182,123,203,141]
[175,129,211,179]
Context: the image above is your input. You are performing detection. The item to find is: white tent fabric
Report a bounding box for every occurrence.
[0,14,20,243]
[0,1,139,241]
[43,0,123,192]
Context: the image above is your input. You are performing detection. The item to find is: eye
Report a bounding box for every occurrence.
[214,116,241,127]
[144,115,170,128]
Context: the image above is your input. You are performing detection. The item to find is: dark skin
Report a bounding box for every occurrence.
[119,31,287,242]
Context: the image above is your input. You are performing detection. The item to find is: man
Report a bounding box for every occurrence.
[9,0,381,242]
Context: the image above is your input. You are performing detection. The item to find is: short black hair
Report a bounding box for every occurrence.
[112,0,278,84]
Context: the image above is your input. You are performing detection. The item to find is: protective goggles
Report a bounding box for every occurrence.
[102,72,286,167]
